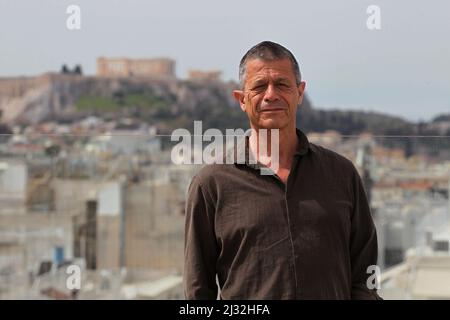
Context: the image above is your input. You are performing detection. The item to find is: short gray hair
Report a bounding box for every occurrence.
[238,41,302,89]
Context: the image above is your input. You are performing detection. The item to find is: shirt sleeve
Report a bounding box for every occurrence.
[349,167,383,300]
[183,175,220,300]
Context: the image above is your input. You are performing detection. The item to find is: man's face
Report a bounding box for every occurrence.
[233,58,306,131]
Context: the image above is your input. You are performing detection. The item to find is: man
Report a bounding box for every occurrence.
[184,41,381,300]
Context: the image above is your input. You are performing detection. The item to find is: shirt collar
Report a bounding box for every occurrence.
[294,128,311,156]
[226,128,311,169]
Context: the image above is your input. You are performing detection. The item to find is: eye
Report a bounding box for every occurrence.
[252,84,266,91]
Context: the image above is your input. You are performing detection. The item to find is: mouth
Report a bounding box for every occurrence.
[259,103,287,113]
[259,108,286,112]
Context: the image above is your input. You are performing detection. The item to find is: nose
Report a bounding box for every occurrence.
[263,83,279,102]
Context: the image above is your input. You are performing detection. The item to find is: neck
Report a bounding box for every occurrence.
[249,125,298,169]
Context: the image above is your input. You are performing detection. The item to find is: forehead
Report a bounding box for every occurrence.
[245,58,296,81]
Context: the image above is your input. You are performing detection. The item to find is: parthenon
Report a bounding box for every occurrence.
[97,57,176,78]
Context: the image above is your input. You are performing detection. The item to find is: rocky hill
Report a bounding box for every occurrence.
[0,73,448,158]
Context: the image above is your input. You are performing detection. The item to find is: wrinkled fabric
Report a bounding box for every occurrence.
[184,129,382,300]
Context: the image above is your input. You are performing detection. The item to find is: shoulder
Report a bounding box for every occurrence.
[188,163,236,195]
[308,143,363,203]
[309,142,358,177]
[309,143,355,168]
[194,163,235,182]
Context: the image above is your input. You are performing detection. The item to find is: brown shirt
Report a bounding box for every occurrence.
[184,129,381,300]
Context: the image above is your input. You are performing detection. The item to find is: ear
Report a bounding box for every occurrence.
[233,90,246,112]
[297,81,306,105]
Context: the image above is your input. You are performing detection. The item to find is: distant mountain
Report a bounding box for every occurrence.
[432,113,450,123]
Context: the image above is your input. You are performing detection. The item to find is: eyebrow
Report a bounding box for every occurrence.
[274,77,291,83]
[251,77,291,85]
[251,78,268,84]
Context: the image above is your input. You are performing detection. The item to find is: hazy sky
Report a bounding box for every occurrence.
[0,0,449,121]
